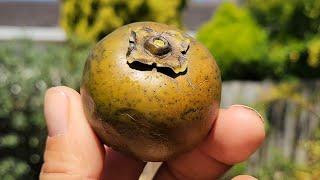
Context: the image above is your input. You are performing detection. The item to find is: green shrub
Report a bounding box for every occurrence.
[197,1,320,80]
[306,36,320,68]
[0,41,88,179]
[246,0,320,40]
[61,0,186,43]
[197,2,269,80]
[246,0,320,79]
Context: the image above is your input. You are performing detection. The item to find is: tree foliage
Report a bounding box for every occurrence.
[61,0,186,43]
[247,0,320,78]
[197,1,320,80]
[246,0,320,40]
[197,3,269,80]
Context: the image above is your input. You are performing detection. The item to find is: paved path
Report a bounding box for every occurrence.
[0,26,66,42]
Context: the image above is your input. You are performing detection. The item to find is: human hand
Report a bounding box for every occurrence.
[40,86,265,180]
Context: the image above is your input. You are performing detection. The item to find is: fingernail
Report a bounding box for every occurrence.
[230,104,264,123]
[44,88,69,136]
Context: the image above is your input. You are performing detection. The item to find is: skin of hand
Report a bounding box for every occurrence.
[39,86,265,180]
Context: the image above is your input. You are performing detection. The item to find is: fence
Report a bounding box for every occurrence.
[139,80,320,179]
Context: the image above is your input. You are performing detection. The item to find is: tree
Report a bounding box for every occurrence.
[197,2,269,80]
[246,0,320,40]
[197,0,320,80]
[60,0,186,43]
[246,0,320,78]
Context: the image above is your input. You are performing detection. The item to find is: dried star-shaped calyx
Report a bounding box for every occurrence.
[126,26,190,74]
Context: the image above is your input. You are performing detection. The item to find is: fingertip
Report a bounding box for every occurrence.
[44,87,69,137]
[50,86,81,98]
[44,86,82,137]
[230,104,264,124]
[230,104,266,143]
[232,175,258,180]
[201,105,265,165]
[42,86,105,179]
[228,105,266,144]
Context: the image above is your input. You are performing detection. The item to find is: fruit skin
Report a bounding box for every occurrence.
[81,22,221,161]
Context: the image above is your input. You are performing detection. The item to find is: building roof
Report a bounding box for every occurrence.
[0,1,59,27]
[0,1,217,30]
[182,2,218,31]
[0,1,218,41]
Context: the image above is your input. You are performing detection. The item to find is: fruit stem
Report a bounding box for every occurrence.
[144,36,171,56]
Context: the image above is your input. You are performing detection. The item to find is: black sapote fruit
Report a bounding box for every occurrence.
[81,22,221,161]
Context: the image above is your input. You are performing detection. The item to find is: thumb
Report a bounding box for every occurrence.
[40,86,104,180]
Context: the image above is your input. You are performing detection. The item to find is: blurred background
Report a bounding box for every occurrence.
[0,0,319,179]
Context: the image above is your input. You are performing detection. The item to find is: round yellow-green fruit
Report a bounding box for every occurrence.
[81,22,221,161]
